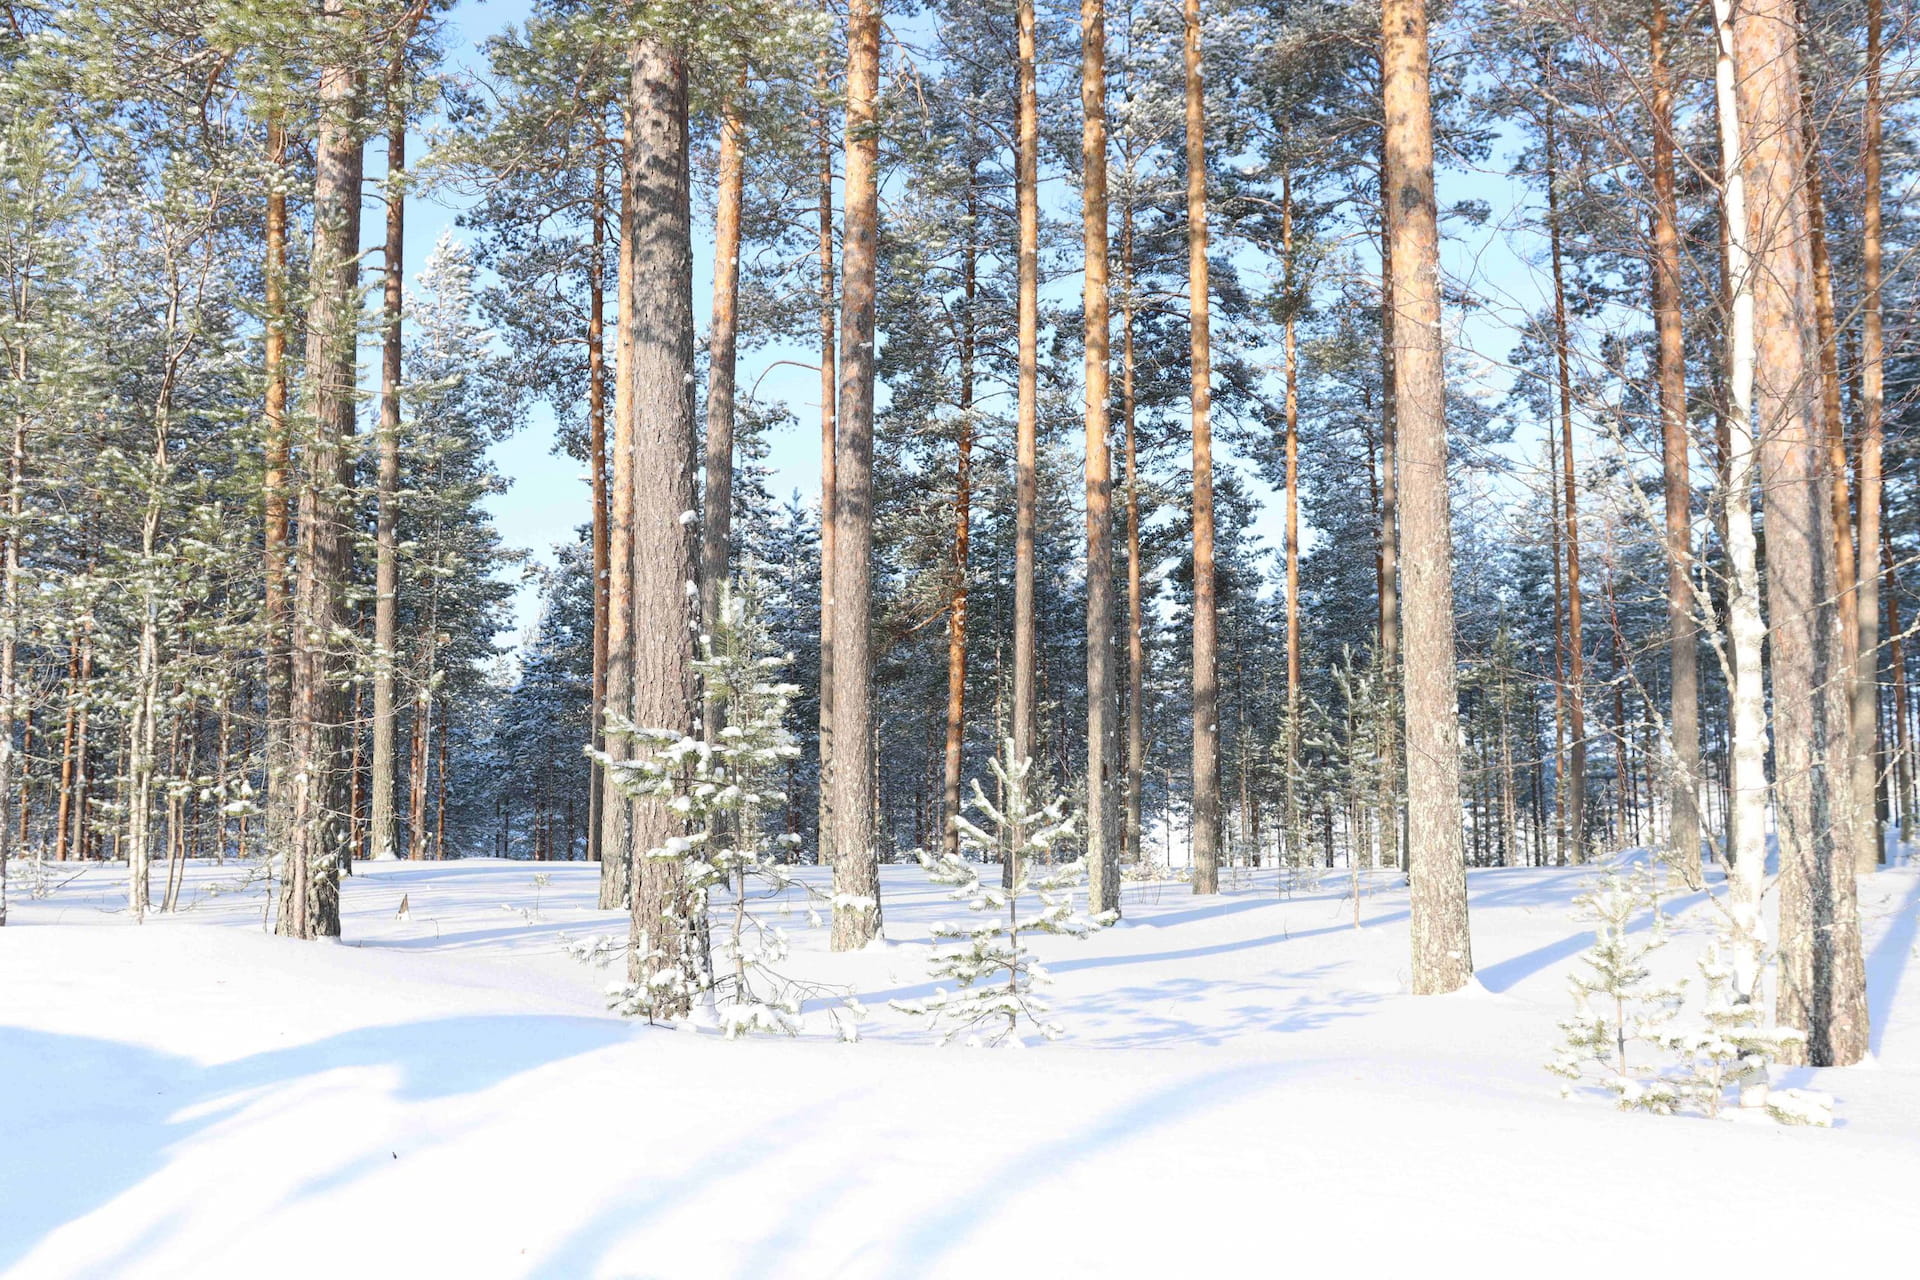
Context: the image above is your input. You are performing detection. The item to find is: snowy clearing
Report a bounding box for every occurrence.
[4,858,1917,1277]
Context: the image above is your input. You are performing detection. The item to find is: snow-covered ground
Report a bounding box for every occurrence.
[3,855,1916,1277]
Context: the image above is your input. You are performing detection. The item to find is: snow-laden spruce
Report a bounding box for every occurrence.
[893,742,1114,1046]
[571,585,860,1039]
[1549,863,1823,1123]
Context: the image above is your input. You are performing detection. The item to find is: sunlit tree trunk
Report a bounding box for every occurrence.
[1081,0,1120,914]
[261,115,292,860]
[829,0,884,949]
[279,3,362,939]
[1382,0,1471,991]
[1543,90,1587,863]
[1281,166,1302,873]
[1184,0,1219,894]
[1855,0,1886,870]
[1650,0,1700,886]
[940,170,978,860]
[1732,0,1868,1065]
[1013,0,1040,884]
[700,91,744,641]
[623,34,701,1008]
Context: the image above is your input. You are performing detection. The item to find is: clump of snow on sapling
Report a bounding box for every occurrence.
[1547,864,1682,1111]
[1662,930,1804,1118]
[893,742,1115,1046]
[570,583,862,1039]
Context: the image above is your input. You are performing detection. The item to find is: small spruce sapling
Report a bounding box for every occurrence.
[1548,865,1683,1110]
[571,586,861,1039]
[893,742,1115,1046]
[1664,931,1814,1121]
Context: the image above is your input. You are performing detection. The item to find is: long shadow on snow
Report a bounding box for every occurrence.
[1866,871,1920,1055]
[0,1014,633,1272]
[1474,886,1713,994]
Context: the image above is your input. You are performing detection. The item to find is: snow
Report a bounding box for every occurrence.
[4,857,1917,1276]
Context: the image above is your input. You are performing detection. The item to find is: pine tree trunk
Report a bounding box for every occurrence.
[1376,148,1402,875]
[829,0,885,949]
[1282,167,1302,875]
[1122,188,1145,869]
[599,66,642,910]
[1798,70,1873,878]
[1854,0,1886,871]
[1184,0,1219,895]
[816,69,838,869]
[1081,0,1120,915]
[941,172,978,860]
[261,114,292,863]
[587,151,610,864]
[700,91,744,640]
[1649,0,1701,887]
[1882,537,1912,842]
[623,34,702,1005]
[279,9,361,939]
[371,95,405,863]
[1544,93,1588,864]
[0,342,23,923]
[1012,0,1041,882]
[1732,0,1869,1065]
[1382,0,1472,992]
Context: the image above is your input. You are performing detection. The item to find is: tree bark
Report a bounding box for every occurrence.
[1121,182,1144,868]
[940,170,978,860]
[1281,166,1302,874]
[829,0,884,949]
[599,61,642,910]
[587,149,610,863]
[261,114,292,864]
[371,85,406,863]
[1010,0,1041,887]
[1855,0,1886,871]
[1184,0,1219,895]
[1650,0,1701,886]
[816,66,838,869]
[1382,0,1471,992]
[623,34,702,1008]
[1081,0,1120,915]
[1543,90,1588,863]
[700,90,745,641]
[1732,0,1869,1065]
[279,4,362,939]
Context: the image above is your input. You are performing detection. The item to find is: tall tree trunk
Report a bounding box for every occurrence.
[829,0,884,950]
[0,334,23,922]
[1121,186,1145,869]
[1650,0,1701,887]
[53,633,78,863]
[623,34,702,1007]
[816,68,838,868]
[279,7,361,939]
[370,86,406,862]
[1281,166,1302,874]
[1709,5,1770,980]
[1854,0,1886,872]
[1543,90,1588,864]
[261,114,292,862]
[1382,0,1472,992]
[1081,0,1120,915]
[599,62,642,910]
[1732,0,1869,1065]
[1547,430,1569,862]
[1184,0,1219,895]
[1376,147,1402,875]
[1012,0,1041,884]
[587,150,610,863]
[940,171,978,859]
[701,91,745,640]
[1883,535,1911,843]
[1798,57,1872,878]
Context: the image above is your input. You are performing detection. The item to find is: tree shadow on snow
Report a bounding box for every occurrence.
[0,1014,634,1273]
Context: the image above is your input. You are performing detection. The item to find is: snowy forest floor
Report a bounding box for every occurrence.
[4,854,1918,1277]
